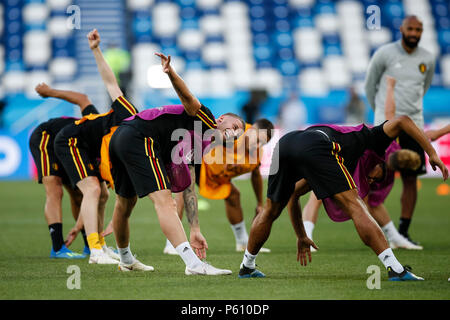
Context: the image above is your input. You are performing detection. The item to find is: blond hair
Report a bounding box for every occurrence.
[388,149,421,171]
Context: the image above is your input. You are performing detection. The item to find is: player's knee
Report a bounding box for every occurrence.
[47,185,64,202]
[82,182,101,199]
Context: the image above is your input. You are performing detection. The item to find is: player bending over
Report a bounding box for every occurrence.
[163,119,274,254]
[29,83,100,258]
[87,28,245,274]
[54,31,140,265]
[238,113,447,281]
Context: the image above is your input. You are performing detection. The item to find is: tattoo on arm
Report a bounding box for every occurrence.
[183,166,199,227]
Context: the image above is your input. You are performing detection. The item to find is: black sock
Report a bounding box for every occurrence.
[398,218,411,237]
[49,223,64,252]
[81,229,89,248]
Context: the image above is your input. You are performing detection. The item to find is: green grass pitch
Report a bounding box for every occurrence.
[0,178,449,300]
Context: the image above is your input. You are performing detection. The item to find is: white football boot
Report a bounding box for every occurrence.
[103,246,121,260]
[89,250,120,264]
[185,262,232,276]
[118,259,154,272]
[163,242,179,255]
[390,235,423,250]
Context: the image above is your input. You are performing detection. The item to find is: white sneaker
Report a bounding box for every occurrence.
[118,259,154,272]
[236,243,271,253]
[89,251,120,264]
[185,262,232,276]
[103,246,120,260]
[390,235,423,250]
[163,244,179,255]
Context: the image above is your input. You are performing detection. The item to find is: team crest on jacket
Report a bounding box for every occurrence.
[52,163,59,171]
[419,63,427,74]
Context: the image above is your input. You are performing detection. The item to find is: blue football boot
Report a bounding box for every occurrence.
[238,265,266,278]
[388,265,424,281]
[50,245,85,259]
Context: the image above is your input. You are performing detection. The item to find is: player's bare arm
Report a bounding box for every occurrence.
[88,29,123,101]
[35,83,92,113]
[155,52,202,116]
[426,124,450,141]
[287,179,318,266]
[383,115,449,179]
[183,165,208,259]
[384,76,396,120]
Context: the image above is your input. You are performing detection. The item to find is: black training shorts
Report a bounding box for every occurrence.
[54,126,101,187]
[267,130,357,206]
[29,123,70,184]
[109,124,171,198]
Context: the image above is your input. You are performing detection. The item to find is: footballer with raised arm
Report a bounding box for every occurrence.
[84,27,245,274]
[29,83,100,258]
[54,30,139,265]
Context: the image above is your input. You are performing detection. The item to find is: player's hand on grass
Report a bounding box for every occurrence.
[429,153,449,180]
[190,229,208,260]
[35,83,52,98]
[87,29,100,50]
[297,236,318,266]
[65,227,80,247]
[155,53,171,74]
[101,220,114,237]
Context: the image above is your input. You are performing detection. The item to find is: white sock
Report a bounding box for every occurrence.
[378,248,404,273]
[381,221,401,242]
[303,221,315,240]
[118,244,135,264]
[241,249,257,269]
[175,242,202,269]
[231,221,248,244]
[165,239,174,249]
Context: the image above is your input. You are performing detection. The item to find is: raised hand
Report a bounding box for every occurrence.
[35,83,52,98]
[155,52,171,74]
[87,29,100,50]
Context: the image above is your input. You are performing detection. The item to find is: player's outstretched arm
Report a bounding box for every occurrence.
[384,76,396,120]
[183,165,208,259]
[383,116,449,180]
[250,167,264,217]
[426,124,450,141]
[287,179,318,266]
[88,29,123,101]
[35,83,93,113]
[155,52,201,116]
